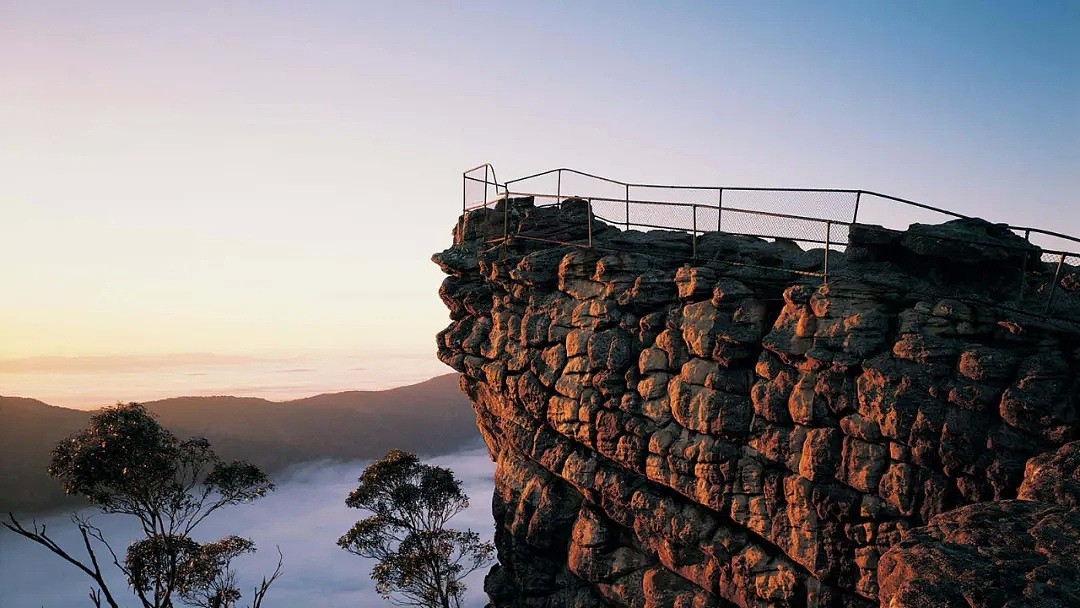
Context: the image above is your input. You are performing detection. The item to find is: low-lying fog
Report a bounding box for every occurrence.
[0,447,496,607]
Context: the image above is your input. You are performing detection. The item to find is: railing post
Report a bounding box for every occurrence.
[625,184,630,230]
[557,170,562,205]
[824,220,832,283]
[692,205,698,260]
[587,198,593,247]
[1044,252,1066,314]
[483,165,489,209]
[462,172,467,214]
[503,190,509,244]
[717,188,724,232]
[1018,229,1031,304]
[852,191,861,224]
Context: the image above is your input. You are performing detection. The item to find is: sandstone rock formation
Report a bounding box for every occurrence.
[434,197,1080,607]
[876,438,1080,607]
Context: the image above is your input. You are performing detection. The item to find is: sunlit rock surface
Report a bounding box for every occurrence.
[434,198,1080,607]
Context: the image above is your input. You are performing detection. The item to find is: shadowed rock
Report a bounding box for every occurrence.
[877,500,1080,608]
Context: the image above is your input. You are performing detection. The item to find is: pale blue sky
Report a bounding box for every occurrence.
[1,1,1077,403]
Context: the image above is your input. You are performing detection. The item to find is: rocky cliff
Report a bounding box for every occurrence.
[433,197,1080,607]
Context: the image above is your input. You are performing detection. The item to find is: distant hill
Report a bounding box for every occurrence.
[0,397,93,514]
[0,373,480,514]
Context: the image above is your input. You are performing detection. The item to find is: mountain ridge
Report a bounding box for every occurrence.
[0,373,479,514]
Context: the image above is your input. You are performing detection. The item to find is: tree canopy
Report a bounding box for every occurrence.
[338,450,494,608]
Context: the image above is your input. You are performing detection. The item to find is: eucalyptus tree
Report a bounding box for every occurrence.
[3,402,282,608]
[338,450,494,608]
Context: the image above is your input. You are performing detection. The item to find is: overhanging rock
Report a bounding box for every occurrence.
[434,197,1080,607]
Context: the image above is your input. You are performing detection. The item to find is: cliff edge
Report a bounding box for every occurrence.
[434,196,1080,607]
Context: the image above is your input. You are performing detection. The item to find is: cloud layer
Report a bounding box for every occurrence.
[0,447,497,607]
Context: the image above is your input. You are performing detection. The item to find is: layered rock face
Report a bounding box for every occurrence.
[433,198,1080,607]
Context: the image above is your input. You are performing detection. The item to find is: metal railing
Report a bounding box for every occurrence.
[461,165,1080,315]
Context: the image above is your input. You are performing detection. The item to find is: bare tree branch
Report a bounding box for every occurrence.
[3,513,121,608]
[250,546,285,608]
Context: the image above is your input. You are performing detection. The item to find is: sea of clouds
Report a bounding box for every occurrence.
[0,447,497,607]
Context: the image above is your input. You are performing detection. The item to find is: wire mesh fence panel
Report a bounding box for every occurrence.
[590,198,629,227]
[1054,253,1080,281]
[1040,251,1074,267]
[628,186,721,230]
[716,205,842,248]
[505,171,560,204]
[463,166,498,209]
[628,201,697,233]
[723,189,857,224]
[1065,254,1080,284]
[1036,251,1080,281]
[1039,252,1080,315]
[855,192,962,231]
[463,176,486,209]
[827,222,851,252]
[696,206,720,236]
[558,170,628,204]
[1024,232,1080,262]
